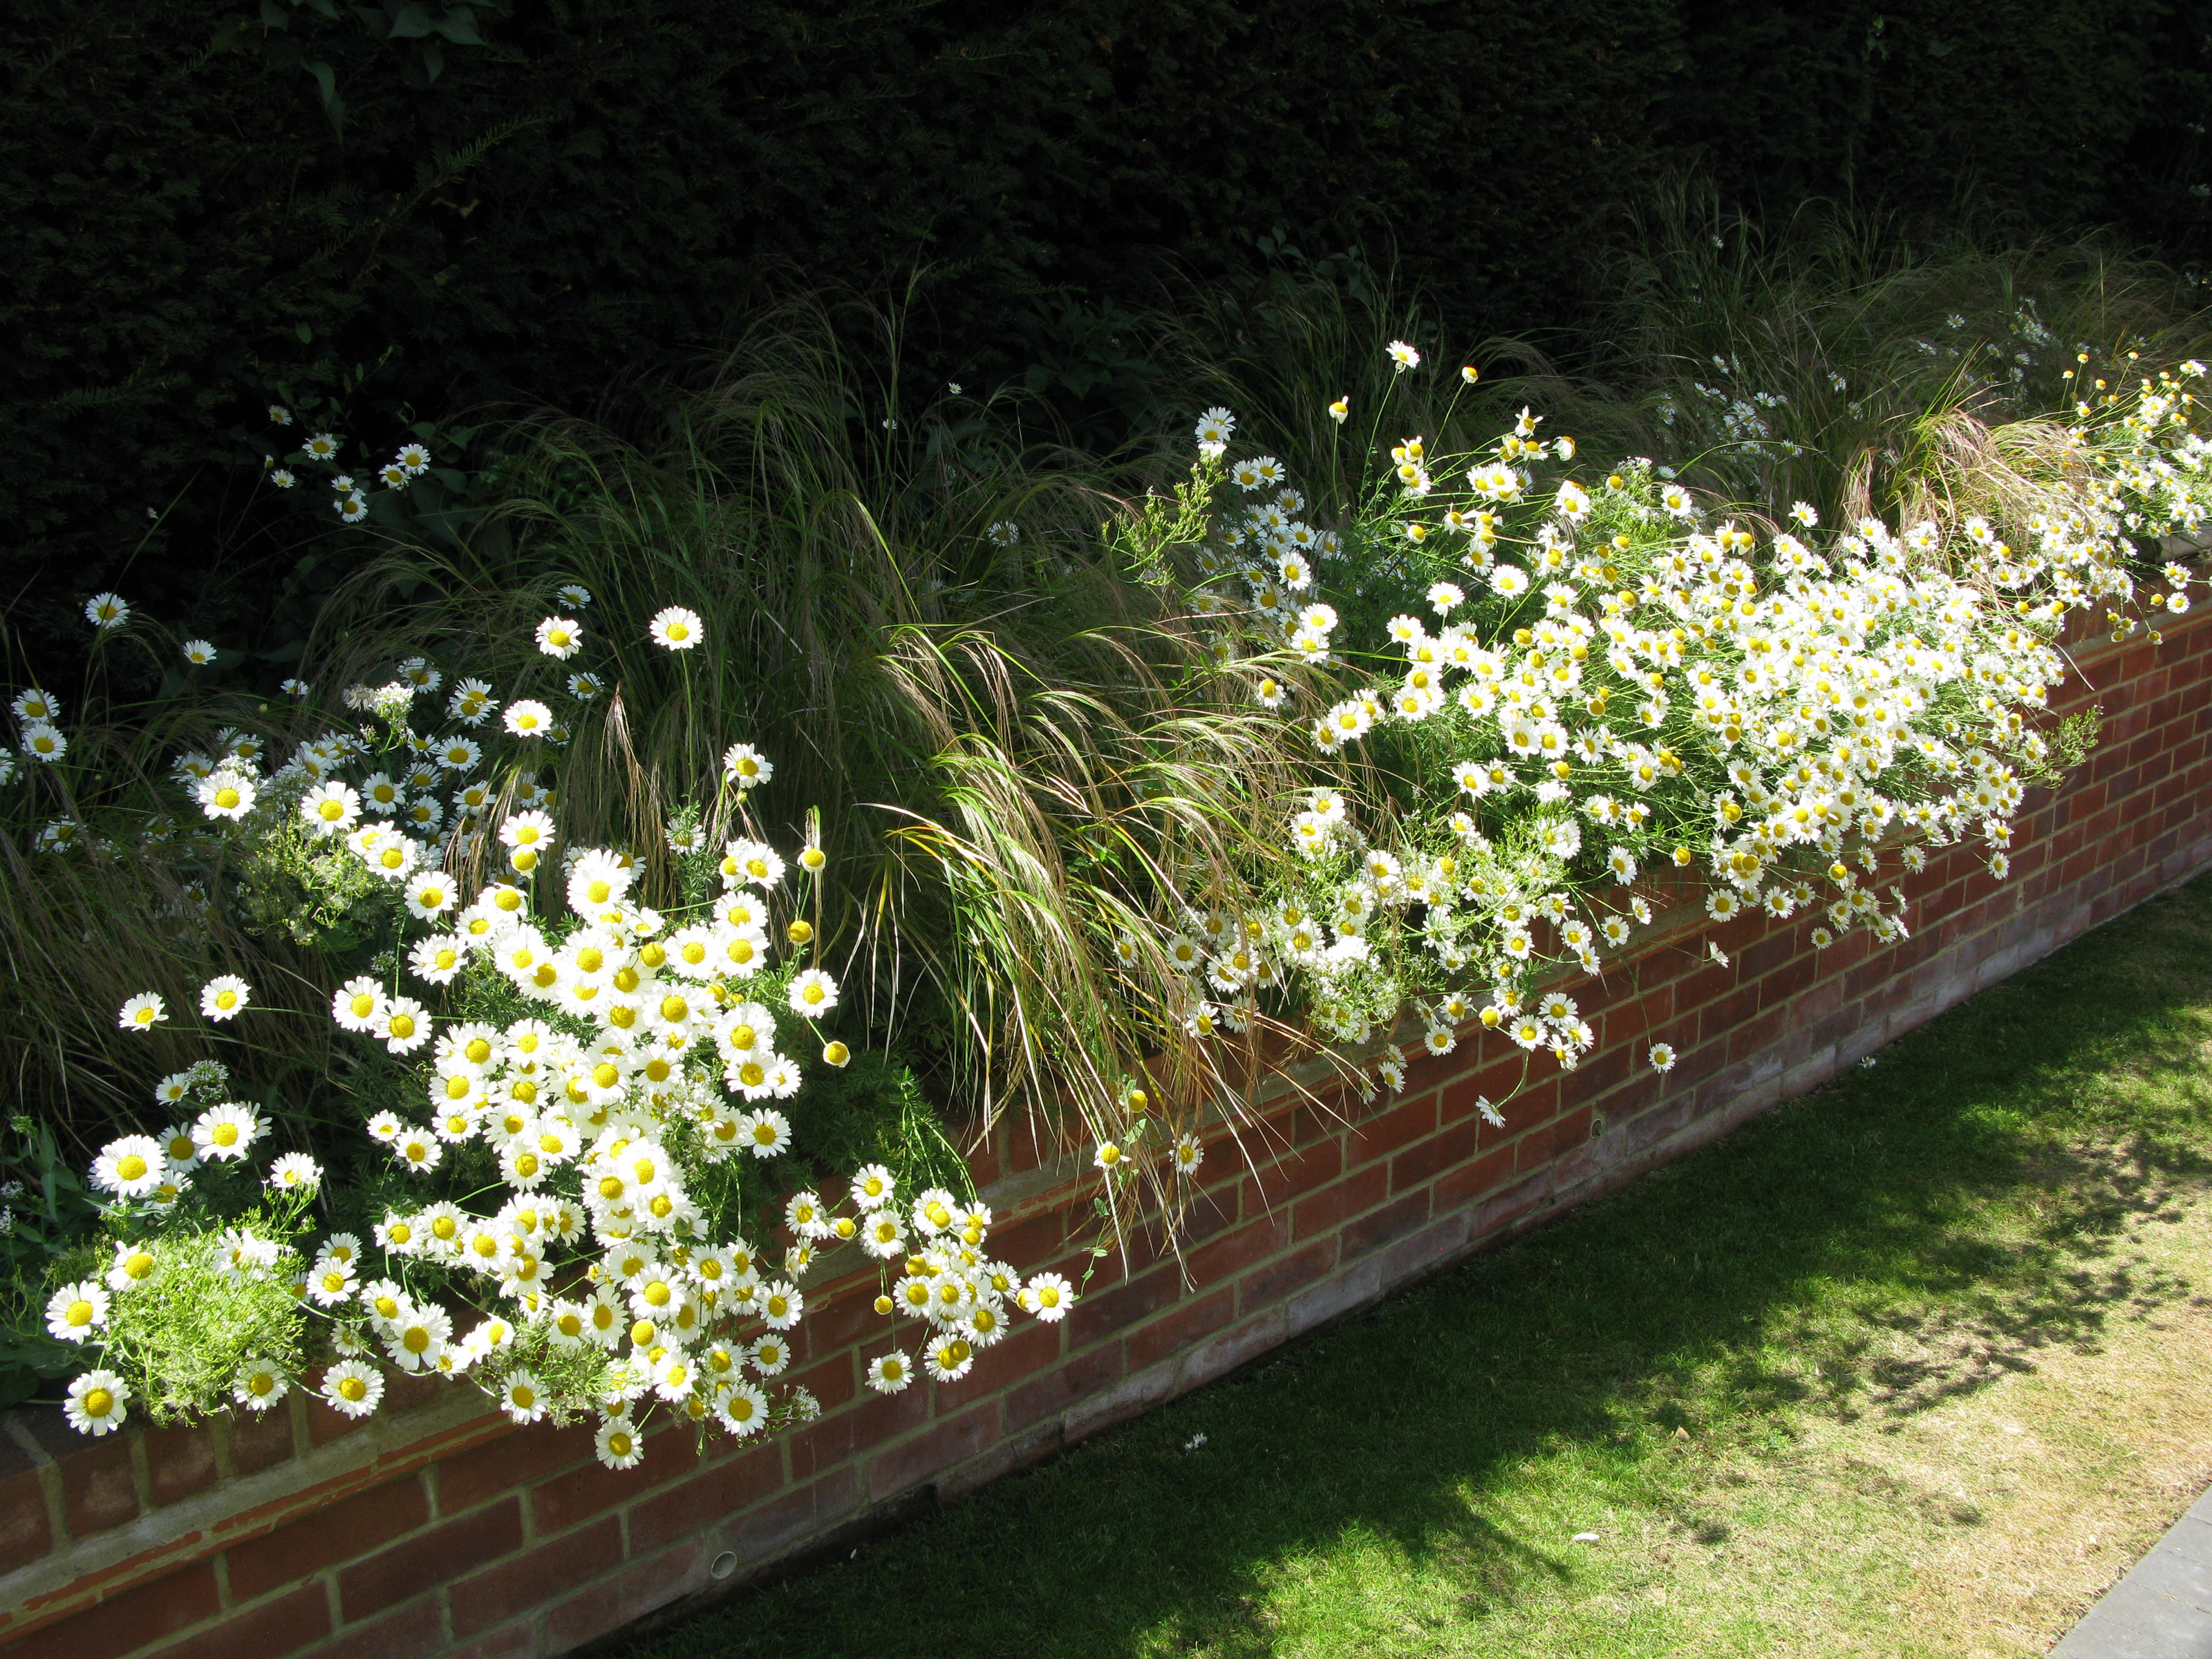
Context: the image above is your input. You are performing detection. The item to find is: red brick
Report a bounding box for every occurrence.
[1390,1118,1483,1195]
[1726,1003,1794,1065]
[1470,1166,1552,1239]
[962,1318,1064,1395]
[144,1421,219,1508]
[153,1582,328,1659]
[1697,982,1761,1044]
[1235,1235,1337,1312]
[1126,1287,1233,1371]
[1432,1143,1516,1211]
[541,1537,708,1653]
[450,1515,621,1638]
[1737,928,1798,981]
[434,1419,595,1515]
[225,1402,300,1477]
[964,1125,1004,1190]
[1063,1261,1183,1349]
[312,1598,444,1659]
[1168,1183,1239,1249]
[625,1441,784,1557]
[1291,1160,1387,1239]
[789,1282,884,1357]
[20,1412,140,1539]
[789,1376,932,1479]
[449,1620,539,1659]
[1392,1044,1463,1100]
[987,1209,1080,1278]
[225,1474,429,1602]
[867,1399,1000,1501]
[1753,948,1819,1006]
[303,1391,373,1449]
[1559,1042,1635,1112]
[1244,1138,1344,1215]
[529,1419,698,1535]
[1341,1190,1431,1260]
[1185,1214,1291,1290]
[0,1459,52,1573]
[783,1348,859,1418]
[1439,1055,1533,1121]
[723,1463,864,1562]
[339,1494,522,1621]
[35,1562,218,1659]
[1486,1078,1559,1143]
[1344,1095,1438,1168]
[1002,1343,1125,1436]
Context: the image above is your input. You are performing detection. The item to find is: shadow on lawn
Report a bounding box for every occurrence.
[625,879,2212,1659]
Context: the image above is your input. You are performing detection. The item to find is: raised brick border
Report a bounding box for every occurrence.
[7,610,2211,1659]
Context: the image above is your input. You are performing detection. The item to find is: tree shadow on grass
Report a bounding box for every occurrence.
[622,879,2212,1659]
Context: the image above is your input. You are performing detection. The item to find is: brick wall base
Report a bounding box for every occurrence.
[9,612,2211,1659]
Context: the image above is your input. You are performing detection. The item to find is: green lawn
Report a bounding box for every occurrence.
[623,875,2212,1658]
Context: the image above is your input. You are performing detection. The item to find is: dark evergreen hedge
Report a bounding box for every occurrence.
[3,0,2204,662]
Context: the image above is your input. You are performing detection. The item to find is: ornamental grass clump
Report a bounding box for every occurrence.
[301,302,1332,1164]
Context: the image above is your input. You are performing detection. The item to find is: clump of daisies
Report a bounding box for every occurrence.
[1096,344,2206,1107]
[55,710,1074,1463]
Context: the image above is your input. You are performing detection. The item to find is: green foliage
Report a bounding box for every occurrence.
[0,1117,105,1407]
[1669,1,2210,259]
[79,1219,307,1425]
[6,0,2203,677]
[794,1051,972,1204]
[235,816,394,950]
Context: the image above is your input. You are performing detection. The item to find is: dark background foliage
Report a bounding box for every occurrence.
[3,0,2206,669]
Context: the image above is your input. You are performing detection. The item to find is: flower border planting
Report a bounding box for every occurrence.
[6,601,2209,1659]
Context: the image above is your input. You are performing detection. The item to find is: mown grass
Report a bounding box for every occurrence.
[622,872,2212,1658]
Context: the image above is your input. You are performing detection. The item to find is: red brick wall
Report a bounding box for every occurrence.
[8,611,2211,1659]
